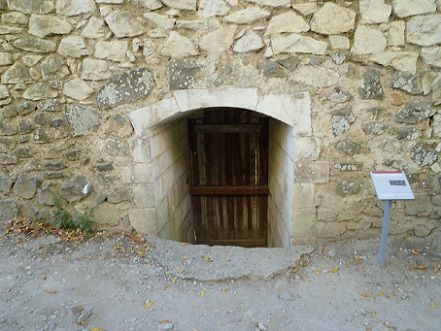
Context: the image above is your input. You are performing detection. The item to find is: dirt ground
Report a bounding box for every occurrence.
[1,224,441,331]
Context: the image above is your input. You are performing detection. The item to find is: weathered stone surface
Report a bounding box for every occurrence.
[407,14,441,46]
[58,36,90,58]
[265,11,309,35]
[421,46,441,68]
[292,3,316,16]
[94,40,127,62]
[331,114,352,136]
[96,67,153,109]
[56,0,96,16]
[392,71,423,95]
[23,83,58,100]
[362,121,387,135]
[226,6,270,24]
[293,66,339,88]
[0,52,13,66]
[370,51,418,74]
[40,54,65,79]
[336,140,362,156]
[358,68,383,100]
[328,88,352,104]
[133,0,163,10]
[92,203,121,226]
[351,25,387,55]
[82,17,105,39]
[106,10,145,38]
[81,58,110,81]
[143,12,175,31]
[96,0,123,3]
[432,75,441,105]
[37,188,56,206]
[0,175,13,193]
[244,0,289,6]
[8,0,54,14]
[176,19,207,31]
[13,175,37,199]
[233,30,264,53]
[199,25,236,54]
[385,21,405,46]
[395,99,434,124]
[393,0,436,18]
[1,12,28,25]
[63,78,94,100]
[104,114,133,137]
[1,63,31,84]
[199,0,229,17]
[0,200,17,222]
[271,34,327,55]
[161,32,198,57]
[12,37,57,53]
[161,0,196,10]
[169,57,201,90]
[329,36,350,50]
[411,144,438,166]
[29,14,72,38]
[64,104,99,135]
[0,85,9,100]
[360,0,391,23]
[310,3,356,35]
[258,56,299,77]
[336,180,361,197]
[61,175,92,202]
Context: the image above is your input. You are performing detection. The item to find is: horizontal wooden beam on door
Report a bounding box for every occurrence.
[190,185,269,195]
[196,238,267,247]
[194,124,261,133]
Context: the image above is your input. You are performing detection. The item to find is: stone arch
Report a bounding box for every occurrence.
[128,87,319,247]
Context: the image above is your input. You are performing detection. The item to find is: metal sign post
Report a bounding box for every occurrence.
[370,171,415,265]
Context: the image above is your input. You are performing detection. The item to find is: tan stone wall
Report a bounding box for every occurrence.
[1,0,441,244]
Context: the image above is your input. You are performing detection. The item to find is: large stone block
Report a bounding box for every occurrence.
[64,104,99,135]
[0,199,17,222]
[129,208,157,233]
[310,2,356,35]
[12,175,37,199]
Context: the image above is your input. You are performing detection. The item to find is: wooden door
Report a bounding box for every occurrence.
[188,108,269,247]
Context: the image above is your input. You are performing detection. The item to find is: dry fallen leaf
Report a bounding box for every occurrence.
[348,256,363,265]
[160,320,172,324]
[202,255,213,263]
[198,289,205,297]
[314,270,321,276]
[89,328,104,331]
[430,300,437,309]
[414,264,427,271]
[433,262,441,273]
[329,266,340,273]
[171,277,178,284]
[144,300,155,309]
[291,264,301,273]
[411,249,421,256]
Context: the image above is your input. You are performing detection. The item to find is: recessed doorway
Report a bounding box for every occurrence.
[188,108,269,247]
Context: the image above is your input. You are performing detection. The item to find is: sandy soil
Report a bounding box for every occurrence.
[1,225,440,331]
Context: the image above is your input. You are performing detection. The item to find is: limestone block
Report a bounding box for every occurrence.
[23,83,58,101]
[56,0,96,16]
[271,34,327,55]
[104,114,134,138]
[0,175,13,193]
[64,104,99,135]
[265,11,310,35]
[133,162,155,183]
[292,66,339,88]
[405,196,433,216]
[96,67,153,109]
[82,17,106,39]
[133,0,163,10]
[57,36,91,58]
[161,32,198,57]
[129,208,157,234]
[226,6,270,24]
[256,92,311,135]
[63,78,94,101]
[370,51,419,74]
[393,0,436,17]
[329,36,350,50]
[351,25,387,55]
[421,46,441,68]
[12,175,37,199]
[294,161,329,184]
[392,71,423,95]
[310,2,356,35]
[143,12,175,31]
[407,14,441,46]
[358,68,383,100]
[233,30,264,53]
[0,52,13,66]
[199,0,230,17]
[1,12,28,25]
[1,63,31,84]
[0,200,17,222]
[360,0,391,23]
[129,98,180,135]
[8,0,54,14]
[81,58,111,81]
[105,10,145,38]
[29,14,72,38]
[386,21,405,46]
[12,37,57,53]
[395,99,435,124]
[199,25,236,54]
[161,0,197,10]
[92,204,122,226]
[94,40,128,62]
[294,137,320,160]
[244,0,289,6]
[133,183,155,208]
[293,184,314,208]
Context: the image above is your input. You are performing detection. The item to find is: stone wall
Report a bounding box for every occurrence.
[1,0,441,244]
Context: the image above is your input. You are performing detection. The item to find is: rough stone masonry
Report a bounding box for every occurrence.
[0,0,441,244]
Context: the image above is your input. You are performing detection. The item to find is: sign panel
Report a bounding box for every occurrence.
[370,171,415,200]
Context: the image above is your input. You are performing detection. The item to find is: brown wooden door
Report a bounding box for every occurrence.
[188,108,269,247]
